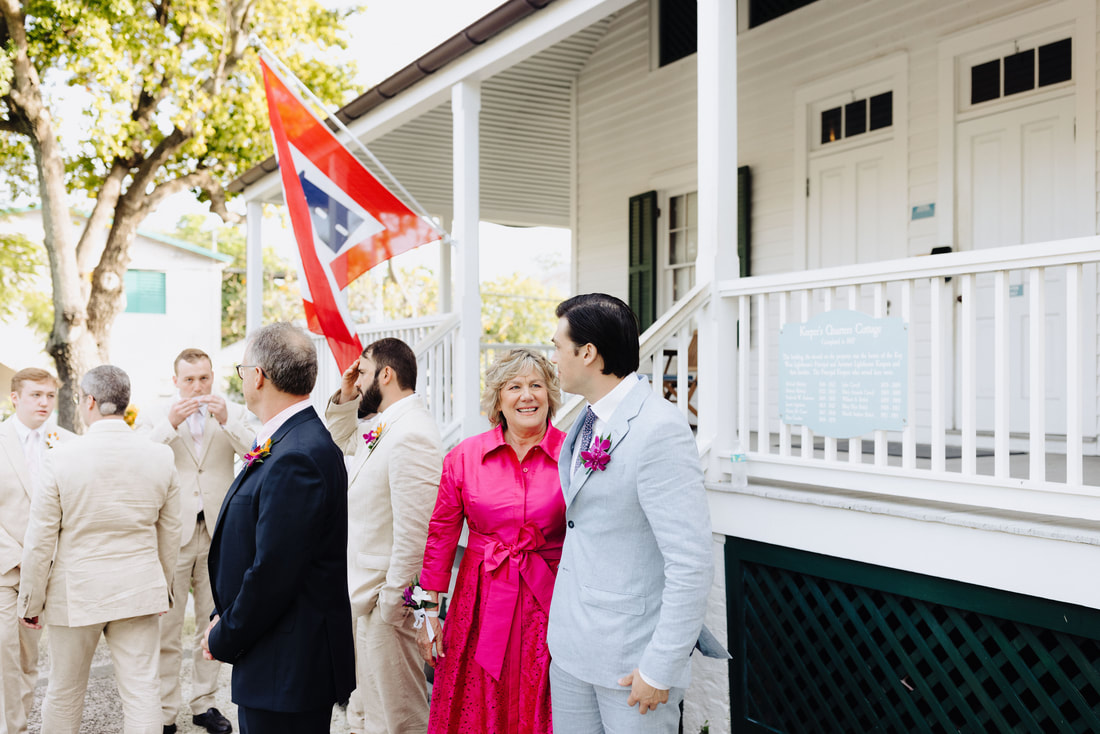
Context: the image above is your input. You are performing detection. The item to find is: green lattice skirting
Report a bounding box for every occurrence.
[726,539,1100,733]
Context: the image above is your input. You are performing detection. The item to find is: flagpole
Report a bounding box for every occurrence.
[250,35,451,244]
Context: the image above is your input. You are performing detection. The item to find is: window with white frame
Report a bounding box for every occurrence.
[665,191,697,304]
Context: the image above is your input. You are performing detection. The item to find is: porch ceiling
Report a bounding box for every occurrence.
[247,17,612,230]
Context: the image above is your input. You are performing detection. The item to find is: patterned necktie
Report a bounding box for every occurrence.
[573,406,596,473]
[187,411,204,453]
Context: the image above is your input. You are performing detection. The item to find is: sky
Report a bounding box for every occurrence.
[162,0,571,290]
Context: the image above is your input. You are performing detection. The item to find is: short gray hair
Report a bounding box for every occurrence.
[247,322,317,397]
[481,348,562,428]
[81,365,130,416]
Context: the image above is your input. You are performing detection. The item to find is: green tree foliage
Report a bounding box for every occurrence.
[0,227,51,335]
[0,0,359,428]
[162,213,303,347]
[481,272,562,345]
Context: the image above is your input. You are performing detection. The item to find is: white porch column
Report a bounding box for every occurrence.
[696,0,739,479]
[453,80,482,436]
[245,199,264,336]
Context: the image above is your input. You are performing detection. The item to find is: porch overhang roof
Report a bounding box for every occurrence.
[229,0,626,228]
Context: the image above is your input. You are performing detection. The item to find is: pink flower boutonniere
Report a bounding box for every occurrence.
[45,431,60,449]
[581,435,612,473]
[363,422,386,455]
[243,438,272,468]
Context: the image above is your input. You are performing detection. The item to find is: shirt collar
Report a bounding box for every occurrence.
[588,372,639,424]
[256,399,312,446]
[374,393,417,427]
[480,422,562,462]
[12,417,36,444]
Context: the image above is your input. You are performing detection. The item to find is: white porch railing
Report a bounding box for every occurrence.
[718,237,1100,521]
[413,314,462,446]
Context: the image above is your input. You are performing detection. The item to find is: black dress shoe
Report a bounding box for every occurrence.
[163,726,177,734]
[193,707,233,734]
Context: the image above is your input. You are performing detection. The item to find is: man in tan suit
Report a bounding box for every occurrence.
[19,365,181,734]
[146,349,252,734]
[326,338,443,734]
[0,368,73,734]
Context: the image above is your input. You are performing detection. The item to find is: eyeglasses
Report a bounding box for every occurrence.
[235,364,264,380]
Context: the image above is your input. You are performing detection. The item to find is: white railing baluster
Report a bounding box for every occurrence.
[960,274,976,475]
[849,285,862,465]
[930,276,945,472]
[873,283,887,466]
[800,290,813,460]
[994,270,1010,479]
[651,345,664,399]
[1029,268,1046,482]
[677,327,690,418]
[823,288,837,463]
[778,291,792,458]
[757,294,769,454]
[739,295,751,453]
[1067,264,1083,486]
[901,279,915,469]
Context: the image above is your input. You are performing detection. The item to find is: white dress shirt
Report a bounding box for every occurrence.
[255,399,312,447]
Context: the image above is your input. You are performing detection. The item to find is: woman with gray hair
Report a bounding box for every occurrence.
[418,348,565,733]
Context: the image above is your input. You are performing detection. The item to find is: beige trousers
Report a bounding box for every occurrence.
[0,569,40,734]
[158,516,220,725]
[345,604,428,734]
[42,615,161,734]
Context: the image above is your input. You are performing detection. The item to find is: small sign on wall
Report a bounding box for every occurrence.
[911,203,935,220]
[779,310,908,438]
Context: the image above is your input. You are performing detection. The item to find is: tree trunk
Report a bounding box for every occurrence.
[85,210,139,359]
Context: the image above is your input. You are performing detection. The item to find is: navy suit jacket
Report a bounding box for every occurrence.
[208,406,355,712]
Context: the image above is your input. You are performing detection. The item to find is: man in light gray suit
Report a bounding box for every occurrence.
[548,293,713,733]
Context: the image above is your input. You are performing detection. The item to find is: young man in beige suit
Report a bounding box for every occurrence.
[0,368,74,734]
[19,365,181,734]
[326,338,443,734]
[145,349,253,734]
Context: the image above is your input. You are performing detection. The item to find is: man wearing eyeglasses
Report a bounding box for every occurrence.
[144,348,254,734]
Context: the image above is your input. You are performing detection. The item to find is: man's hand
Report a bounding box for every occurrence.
[203,394,229,426]
[618,668,668,714]
[335,357,361,405]
[201,615,219,661]
[167,397,202,429]
[19,616,41,630]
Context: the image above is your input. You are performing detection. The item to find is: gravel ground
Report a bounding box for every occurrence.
[25,611,354,734]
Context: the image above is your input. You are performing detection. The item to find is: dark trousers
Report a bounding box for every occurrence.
[237,704,332,734]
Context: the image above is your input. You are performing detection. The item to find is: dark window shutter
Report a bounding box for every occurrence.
[738,166,752,278]
[628,191,658,332]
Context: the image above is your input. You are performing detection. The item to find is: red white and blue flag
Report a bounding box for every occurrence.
[259,57,440,371]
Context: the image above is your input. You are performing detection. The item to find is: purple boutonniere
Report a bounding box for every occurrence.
[363,422,386,455]
[243,438,272,468]
[581,434,611,473]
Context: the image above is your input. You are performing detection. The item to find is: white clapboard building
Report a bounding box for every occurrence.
[232,2,1100,731]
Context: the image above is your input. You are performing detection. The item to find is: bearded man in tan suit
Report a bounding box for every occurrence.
[326,338,443,734]
[0,368,74,734]
[146,349,253,734]
[19,365,181,734]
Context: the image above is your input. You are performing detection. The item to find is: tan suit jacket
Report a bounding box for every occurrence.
[325,394,443,621]
[144,400,254,543]
[18,420,181,627]
[0,417,75,575]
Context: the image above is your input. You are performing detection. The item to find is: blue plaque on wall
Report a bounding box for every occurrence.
[778,310,908,438]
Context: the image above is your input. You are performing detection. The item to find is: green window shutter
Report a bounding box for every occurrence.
[628,191,658,332]
[124,270,166,314]
[738,165,752,278]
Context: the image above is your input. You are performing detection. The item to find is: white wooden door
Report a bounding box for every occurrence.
[956,96,1075,434]
[808,140,898,270]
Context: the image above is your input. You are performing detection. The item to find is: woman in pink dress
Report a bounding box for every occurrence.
[418,348,565,733]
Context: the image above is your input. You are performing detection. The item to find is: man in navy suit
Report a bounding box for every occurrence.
[202,322,355,734]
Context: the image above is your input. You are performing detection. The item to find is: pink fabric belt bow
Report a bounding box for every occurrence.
[467,523,561,680]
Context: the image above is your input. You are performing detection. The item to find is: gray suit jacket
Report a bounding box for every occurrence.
[547,375,713,689]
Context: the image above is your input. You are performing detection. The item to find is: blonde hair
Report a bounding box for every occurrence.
[481,348,562,428]
[10,368,57,394]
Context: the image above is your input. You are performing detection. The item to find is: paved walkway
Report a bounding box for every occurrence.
[25,612,354,733]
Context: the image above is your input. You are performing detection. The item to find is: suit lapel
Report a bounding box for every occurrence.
[177,419,200,465]
[0,420,31,499]
[558,411,585,496]
[347,396,419,485]
[562,376,650,507]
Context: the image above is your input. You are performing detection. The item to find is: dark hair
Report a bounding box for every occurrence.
[555,293,640,377]
[247,323,317,396]
[363,338,418,391]
[81,365,130,416]
[173,347,211,374]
